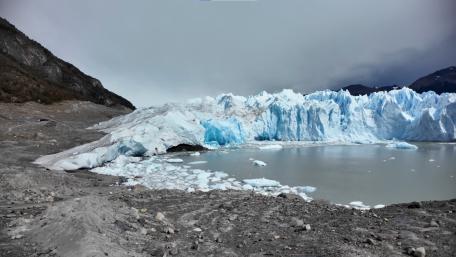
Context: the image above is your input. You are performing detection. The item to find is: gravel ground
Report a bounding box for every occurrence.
[0,101,455,257]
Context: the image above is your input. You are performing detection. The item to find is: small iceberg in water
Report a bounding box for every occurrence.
[385,141,418,150]
[188,161,208,165]
[166,158,184,163]
[252,160,267,166]
[258,144,283,150]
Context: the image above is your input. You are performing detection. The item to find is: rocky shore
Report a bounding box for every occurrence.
[0,101,455,257]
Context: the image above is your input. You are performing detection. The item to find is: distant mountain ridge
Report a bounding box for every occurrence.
[0,17,135,109]
[341,66,456,96]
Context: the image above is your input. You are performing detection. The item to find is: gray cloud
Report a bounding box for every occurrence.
[1,0,455,107]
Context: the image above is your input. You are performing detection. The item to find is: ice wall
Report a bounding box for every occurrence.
[35,88,456,170]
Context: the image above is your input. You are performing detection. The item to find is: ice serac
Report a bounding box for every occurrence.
[35,88,456,170]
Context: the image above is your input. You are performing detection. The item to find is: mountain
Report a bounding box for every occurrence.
[0,17,135,109]
[341,66,456,95]
[342,84,398,96]
[409,66,456,94]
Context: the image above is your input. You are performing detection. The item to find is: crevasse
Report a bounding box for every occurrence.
[35,88,456,170]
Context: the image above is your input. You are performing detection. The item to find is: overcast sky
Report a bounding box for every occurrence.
[1,0,455,107]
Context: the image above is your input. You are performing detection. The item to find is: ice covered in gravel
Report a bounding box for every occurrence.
[92,155,313,201]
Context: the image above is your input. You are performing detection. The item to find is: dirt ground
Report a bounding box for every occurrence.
[0,101,455,257]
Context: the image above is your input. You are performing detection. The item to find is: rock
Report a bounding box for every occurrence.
[304,224,311,231]
[413,247,426,257]
[429,220,439,227]
[155,212,166,222]
[408,202,422,209]
[228,214,238,221]
[191,241,199,250]
[405,247,426,257]
[215,237,223,243]
[139,228,148,235]
[290,217,304,227]
[169,248,179,255]
[163,227,174,234]
[193,227,202,232]
[399,231,419,241]
[219,202,234,211]
[365,238,376,245]
[114,220,133,232]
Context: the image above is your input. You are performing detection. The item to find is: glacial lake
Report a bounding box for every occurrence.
[180,143,456,206]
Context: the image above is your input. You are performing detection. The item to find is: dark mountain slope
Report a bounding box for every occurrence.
[340,66,456,96]
[0,17,135,109]
[342,84,398,96]
[409,66,456,94]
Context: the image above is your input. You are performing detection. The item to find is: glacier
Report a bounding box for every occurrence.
[35,88,456,171]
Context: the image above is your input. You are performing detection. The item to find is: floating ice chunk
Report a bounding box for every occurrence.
[242,184,254,190]
[258,144,283,150]
[373,204,385,209]
[349,201,370,210]
[297,193,312,202]
[190,152,201,156]
[213,171,229,178]
[166,158,184,163]
[252,160,267,166]
[386,142,418,150]
[296,186,317,193]
[428,159,435,162]
[243,178,281,187]
[188,161,208,165]
[210,183,228,190]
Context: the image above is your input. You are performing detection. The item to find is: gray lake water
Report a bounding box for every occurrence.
[180,143,456,206]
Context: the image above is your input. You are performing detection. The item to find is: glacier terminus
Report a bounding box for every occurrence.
[35,87,456,171]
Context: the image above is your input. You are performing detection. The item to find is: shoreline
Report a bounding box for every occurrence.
[1,101,455,257]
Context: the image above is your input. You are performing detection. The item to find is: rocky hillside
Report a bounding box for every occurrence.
[409,66,456,94]
[341,84,398,96]
[341,66,456,95]
[0,17,135,109]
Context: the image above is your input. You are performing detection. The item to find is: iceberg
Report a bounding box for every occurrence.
[258,144,283,150]
[349,201,371,210]
[243,178,281,187]
[187,161,208,165]
[385,141,418,150]
[252,160,267,166]
[166,158,184,163]
[35,88,456,171]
